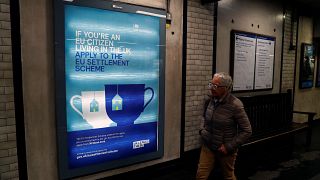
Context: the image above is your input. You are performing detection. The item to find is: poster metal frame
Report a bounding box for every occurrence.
[54,0,166,179]
[230,30,276,92]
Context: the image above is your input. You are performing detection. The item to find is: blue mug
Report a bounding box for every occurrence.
[105,84,154,126]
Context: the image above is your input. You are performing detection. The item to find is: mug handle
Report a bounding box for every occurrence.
[70,95,83,118]
[143,87,154,109]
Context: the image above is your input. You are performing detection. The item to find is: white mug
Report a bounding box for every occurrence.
[70,91,116,128]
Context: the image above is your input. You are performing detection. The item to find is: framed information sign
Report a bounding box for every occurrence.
[54,0,166,179]
[230,30,275,92]
[316,56,320,87]
[299,43,315,89]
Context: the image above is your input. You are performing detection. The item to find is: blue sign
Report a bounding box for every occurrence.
[65,4,161,169]
[300,43,315,89]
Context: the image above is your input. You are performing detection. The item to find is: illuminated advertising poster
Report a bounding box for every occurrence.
[66,4,160,167]
[55,1,165,178]
[299,43,315,88]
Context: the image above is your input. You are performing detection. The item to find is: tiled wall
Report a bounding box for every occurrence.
[185,0,214,151]
[0,0,19,179]
[281,9,297,92]
[184,1,296,152]
[0,0,303,178]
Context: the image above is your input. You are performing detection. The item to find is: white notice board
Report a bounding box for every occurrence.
[233,33,256,91]
[230,31,275,91]
[254,36,275,89]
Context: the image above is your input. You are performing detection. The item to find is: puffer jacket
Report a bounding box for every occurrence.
[200,93,252,153]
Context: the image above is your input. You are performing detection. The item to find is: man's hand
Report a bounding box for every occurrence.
[218,144,228,154]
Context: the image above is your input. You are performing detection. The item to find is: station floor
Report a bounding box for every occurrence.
[105,121,320,180]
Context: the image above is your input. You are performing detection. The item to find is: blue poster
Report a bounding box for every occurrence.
[65,5,160,168]
[300,44,315,88]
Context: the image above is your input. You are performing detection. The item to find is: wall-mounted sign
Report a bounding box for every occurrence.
[232,33,256,91]
[316,55,320,87]
[54,1,165,179]
[230,30,275,91]
[299,43,315,89]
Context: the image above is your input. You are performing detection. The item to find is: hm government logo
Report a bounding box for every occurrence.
[133,139,150,149]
